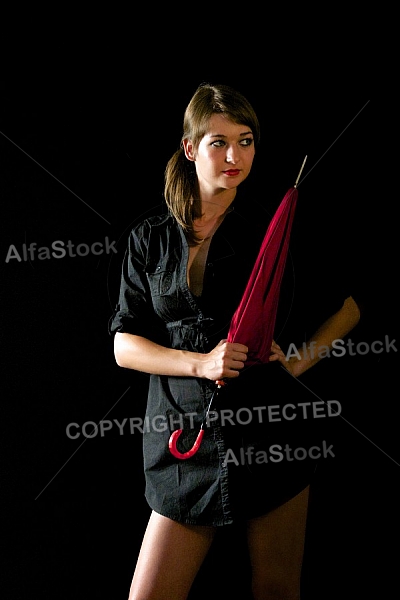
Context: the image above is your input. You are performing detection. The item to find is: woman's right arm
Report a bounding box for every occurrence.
[112,223,246,381]
[114,332,248,382]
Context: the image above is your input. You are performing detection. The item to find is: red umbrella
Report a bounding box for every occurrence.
[169,157,308,459]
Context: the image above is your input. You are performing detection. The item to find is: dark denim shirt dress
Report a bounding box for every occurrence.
[108,205,345,526]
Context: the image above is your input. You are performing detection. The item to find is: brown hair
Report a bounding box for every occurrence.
[164,82,261,245]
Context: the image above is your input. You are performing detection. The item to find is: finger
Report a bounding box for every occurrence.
[231,342,248,353]
[271,340,281,350]
[232,350,248,362]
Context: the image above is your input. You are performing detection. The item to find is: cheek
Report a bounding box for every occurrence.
[197,148,215,166]
[195,158,218,179]
[244,153,255,170]
[201,153,221,172]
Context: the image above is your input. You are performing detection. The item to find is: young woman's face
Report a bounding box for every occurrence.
[184,114,256,194]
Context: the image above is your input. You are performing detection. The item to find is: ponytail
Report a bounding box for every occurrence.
[164,147,202,246]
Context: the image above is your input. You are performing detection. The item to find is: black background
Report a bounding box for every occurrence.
[1,40,398,599]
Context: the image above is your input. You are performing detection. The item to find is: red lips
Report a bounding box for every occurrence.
[224,170,240,176]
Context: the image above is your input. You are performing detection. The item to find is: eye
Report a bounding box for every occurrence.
[210,139,226,148]
[240,137,254,147]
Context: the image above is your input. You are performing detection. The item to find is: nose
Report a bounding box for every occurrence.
[225,145,239,164]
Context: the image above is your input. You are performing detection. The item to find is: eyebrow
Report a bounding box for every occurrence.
[208,130,253,139]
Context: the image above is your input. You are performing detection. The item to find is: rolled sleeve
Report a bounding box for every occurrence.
[108,222,164,340]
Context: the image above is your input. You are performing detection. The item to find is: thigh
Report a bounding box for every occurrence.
[128,510,217,600]
[246,485,310,600]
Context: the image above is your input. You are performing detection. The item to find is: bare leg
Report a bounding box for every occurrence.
[128,510,216,600]
[246,486,310,600]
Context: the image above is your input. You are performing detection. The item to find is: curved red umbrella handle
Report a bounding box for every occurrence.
[168,428,205,460]
[168,381,225,460]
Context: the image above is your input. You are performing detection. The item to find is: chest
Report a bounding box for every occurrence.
[186,240,211,296]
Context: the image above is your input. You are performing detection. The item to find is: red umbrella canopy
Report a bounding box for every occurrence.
[169,159,307,460]
[226,158,307,367]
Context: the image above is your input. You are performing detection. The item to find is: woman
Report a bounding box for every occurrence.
[109,83,361,600]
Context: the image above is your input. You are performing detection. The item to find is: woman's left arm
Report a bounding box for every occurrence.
[269,295,361,378]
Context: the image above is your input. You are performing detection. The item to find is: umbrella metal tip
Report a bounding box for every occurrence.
[294,155,308,187]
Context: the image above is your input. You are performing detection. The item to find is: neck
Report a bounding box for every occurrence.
[198,190,236,222]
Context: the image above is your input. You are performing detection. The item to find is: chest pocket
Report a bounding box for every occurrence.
[145,258,179,297]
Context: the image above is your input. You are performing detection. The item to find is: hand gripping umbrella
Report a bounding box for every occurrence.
[169,157,308,459]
